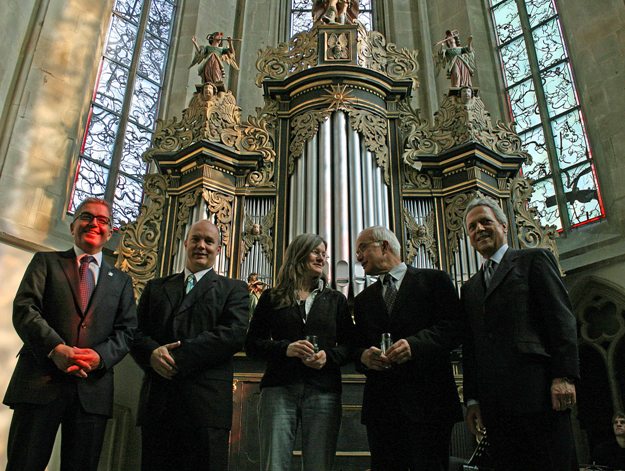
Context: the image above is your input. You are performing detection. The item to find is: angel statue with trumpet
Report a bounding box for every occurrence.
[190,32,239,92]
[434,29,475,88]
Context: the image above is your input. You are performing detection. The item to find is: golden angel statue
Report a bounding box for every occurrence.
[190,32,239,92]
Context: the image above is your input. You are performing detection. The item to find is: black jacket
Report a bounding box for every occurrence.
[245,286,354,393]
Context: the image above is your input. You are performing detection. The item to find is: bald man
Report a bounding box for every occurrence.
[131,220,249,471]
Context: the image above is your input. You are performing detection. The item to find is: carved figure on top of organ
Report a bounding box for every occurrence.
[190,32,239,93]
[435,29,475,88]
[313,0,359,25]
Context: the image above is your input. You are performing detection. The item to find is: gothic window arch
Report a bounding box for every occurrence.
[489,0,604,231]
[69,0,177,227]
[290,0,374,37]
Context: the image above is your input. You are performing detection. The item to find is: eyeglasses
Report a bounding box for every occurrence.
[311,249,329,260]
[356,240,381,256]
[75,212,111,227]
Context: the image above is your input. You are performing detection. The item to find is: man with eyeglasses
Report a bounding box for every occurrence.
[4,197,137,471]
[353,225,463,471]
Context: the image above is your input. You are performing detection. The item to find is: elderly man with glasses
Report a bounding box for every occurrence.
[353,225,463,471]
[3,197,137,471]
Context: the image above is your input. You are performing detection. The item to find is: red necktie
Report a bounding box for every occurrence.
[79,255,95,311]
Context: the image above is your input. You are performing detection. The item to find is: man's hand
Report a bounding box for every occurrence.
[286,340,315,359]
[50,344,98,378]
[384,339,412,365]
[360,347,391,371]
[465,403,485,437]
[150,341,181,380]
[551,377,576,411]
[71,348,102,372]
[303,350,327,370]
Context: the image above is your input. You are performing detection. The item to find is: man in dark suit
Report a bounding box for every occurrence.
[131,219,249,471]
[353,225,463,471]
[3,197,137,471]
[462,196,579,470]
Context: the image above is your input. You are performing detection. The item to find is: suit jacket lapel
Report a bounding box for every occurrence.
[177,269,217,314]
[58,249,82,314]
[164,273,185,313]
[87,259,116,314]
[484,249,515,298]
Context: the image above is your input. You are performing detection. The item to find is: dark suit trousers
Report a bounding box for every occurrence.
[6,382,107,471]
[482,408,577,471]
[366,416,452,471]
[141,419,229,471]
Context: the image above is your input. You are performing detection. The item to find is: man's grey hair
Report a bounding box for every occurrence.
[364,226,401,255]
[463,197,508,229]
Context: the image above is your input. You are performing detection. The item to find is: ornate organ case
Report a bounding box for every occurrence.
[117,22,555,470]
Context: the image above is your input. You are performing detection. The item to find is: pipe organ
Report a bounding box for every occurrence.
[113,21,562,470]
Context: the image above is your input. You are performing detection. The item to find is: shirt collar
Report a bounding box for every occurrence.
[485,244,509,265]
[386,262,407,283]
[184,267,213,283]
[73,245,102,266]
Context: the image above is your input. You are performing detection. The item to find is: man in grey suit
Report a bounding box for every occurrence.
[4,197,137,471]
[462,196,579,470]
[131,219,249,471]
[353,225,463,471]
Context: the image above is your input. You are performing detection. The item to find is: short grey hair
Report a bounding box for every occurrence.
[463,197,508,229]
[364,226,401,255]
[73,197,112,224]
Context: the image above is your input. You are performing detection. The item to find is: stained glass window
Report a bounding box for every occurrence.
[489,0,603,230]
[290,0,374,38]
[70,0,177,227]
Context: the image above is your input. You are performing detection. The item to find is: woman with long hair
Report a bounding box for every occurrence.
[245,233,354,470]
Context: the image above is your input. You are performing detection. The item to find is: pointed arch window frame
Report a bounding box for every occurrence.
[69,0,178,228]
[489,0,604,231]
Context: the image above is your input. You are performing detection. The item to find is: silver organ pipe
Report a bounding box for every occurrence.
[287,111,390,295]
[318,118,333,250]
[332,112,350,296]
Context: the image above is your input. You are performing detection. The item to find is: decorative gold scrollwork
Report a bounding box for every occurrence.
[255,29,319,87]
[203,190,235,249]
[444,191,481,261]
[358,29,420,90]
[115,174,169,299]
[289,110,332,174]
[399,91,530,170]
[403,207,438,266]
[510,176,559,258]
[143,90,277,187]
[347,110,390,185]
[255,24,420,91]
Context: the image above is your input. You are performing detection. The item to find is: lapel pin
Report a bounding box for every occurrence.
[108,271,113,277]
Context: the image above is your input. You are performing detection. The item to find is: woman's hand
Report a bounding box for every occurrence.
[303,350,326,370]
[286,340,315,359]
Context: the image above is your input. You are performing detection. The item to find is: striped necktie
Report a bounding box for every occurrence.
[185,274,196,294]
[383,274,397,314]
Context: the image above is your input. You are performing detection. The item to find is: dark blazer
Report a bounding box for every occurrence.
[461,248,579,414]
[131,269,249,430]
[354,266,463,425]
[245,286,354,392]
[4,249,137,417]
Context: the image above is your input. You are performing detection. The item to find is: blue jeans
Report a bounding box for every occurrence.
[258,383,341,471]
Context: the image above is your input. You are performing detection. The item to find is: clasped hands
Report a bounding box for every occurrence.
[50,344,102,378]
[286,340,326,370]
[361,339,412,371]
[150,341,182,380]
